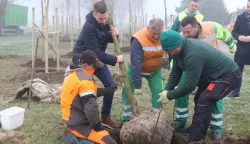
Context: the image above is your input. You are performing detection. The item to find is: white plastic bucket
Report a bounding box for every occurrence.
[0,106,25,130]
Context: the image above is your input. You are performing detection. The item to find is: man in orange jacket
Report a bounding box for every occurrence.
[121,18,165,121]
[61,50,117,144]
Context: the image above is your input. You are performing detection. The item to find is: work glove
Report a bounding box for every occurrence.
[134,89,142,95]
[229,45,237,53]
[97,83,117,97]
[157,90,169,104]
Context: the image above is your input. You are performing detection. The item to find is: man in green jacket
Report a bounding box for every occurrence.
[171,0,204,33]
[172,16,237,140]
[158,30,242,143]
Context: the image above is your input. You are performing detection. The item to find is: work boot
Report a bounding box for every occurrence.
[174,125,186,132]
[174,125,191,133]
[101,116,119,129]
[212,132,223,141]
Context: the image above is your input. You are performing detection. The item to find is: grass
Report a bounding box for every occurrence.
[1,66,250,143]
[0,36,250,143]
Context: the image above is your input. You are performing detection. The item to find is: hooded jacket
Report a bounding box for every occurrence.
[73,11,117,66]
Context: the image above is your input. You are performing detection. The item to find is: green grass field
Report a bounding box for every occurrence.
[0,36,250,144]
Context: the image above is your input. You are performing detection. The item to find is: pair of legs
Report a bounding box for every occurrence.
[188,69,241,142]
[121,65,164,121]
[174,73,224,133]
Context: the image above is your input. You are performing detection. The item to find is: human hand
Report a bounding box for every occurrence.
[110,27,119,37]
[238,35,247,42]
[245,36,250,42]
[134,89,142,95]
[157,90,169,104]
[116,55,124,63]
[229,45,237,53]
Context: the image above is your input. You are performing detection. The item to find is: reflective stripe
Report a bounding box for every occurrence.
[212,113,223,119]
[200,33,216,43]
[123,105,131,110]
[79,91,95,97]
[175,114,188,118]
[176,107,188,113]
[143,46,162,52]
[152,107,160,112]
[157,46,162,50]
[143,47,157,51]
[141,72,152,76]
[122,112,132,117]
[210,121,223,126]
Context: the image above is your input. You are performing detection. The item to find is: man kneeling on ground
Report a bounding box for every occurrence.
[61,50,117,144]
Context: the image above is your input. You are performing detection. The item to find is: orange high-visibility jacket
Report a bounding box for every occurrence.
[132,27,164,74]
[181,22,235,50]
[61,68,98,127]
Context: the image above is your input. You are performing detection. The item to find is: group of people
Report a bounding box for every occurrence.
[60,0,250,143]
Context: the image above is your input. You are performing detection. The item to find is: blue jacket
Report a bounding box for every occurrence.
[73,11,117,66]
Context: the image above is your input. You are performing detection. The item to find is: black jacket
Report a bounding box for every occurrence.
[232,12,250,65]
[73,11,117,66]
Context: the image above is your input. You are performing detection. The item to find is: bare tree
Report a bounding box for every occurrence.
[164,0,167,26]
[0,0,16,17]
[129,0,132,37]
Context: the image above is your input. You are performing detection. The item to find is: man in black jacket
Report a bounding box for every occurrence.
[72,2,123,128]
[228,0,250,98]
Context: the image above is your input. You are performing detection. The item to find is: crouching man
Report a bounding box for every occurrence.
[158,30,242,143]
[61,50,117,144]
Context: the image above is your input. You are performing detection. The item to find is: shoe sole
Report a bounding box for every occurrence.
[101,123,115,129]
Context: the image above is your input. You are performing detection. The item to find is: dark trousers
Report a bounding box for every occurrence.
[229,62,244,97]
[73,53,115,117]
[94,65,115,117]
[189,69,242,142]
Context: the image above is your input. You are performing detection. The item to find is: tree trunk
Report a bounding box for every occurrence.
[164,0,167,26]
[129,0,132,37]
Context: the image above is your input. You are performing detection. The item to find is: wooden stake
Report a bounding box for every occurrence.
[53,15,56,61]
[71,16,74,51]
[108,17,137,116]
[56,8,60,71]
[44,0,49,73]
[27,38,39,109]
[61,15,64,37]
[78,0,81,35]
[102,0,137,115]
[32,8,35,70]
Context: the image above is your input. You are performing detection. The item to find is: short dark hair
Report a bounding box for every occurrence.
[181,16,198,27]
[94,2,107,14]
[191,0,198,2]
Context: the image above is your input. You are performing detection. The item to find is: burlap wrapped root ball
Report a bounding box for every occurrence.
[120,111,173,144]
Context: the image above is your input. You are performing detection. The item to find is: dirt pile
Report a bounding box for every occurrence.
[20,58,59,68]
[7,69,65,84]
[0,131,25,144]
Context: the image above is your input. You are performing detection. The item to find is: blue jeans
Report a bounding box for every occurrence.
[73,53,115,117]
[94,65,115,117]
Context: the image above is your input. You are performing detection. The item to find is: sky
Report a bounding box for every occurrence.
[12,0,248,27]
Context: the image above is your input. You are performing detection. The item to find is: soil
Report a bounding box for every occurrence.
[224,138,250,144]
[0,131,25,144]
[20,58,60,68]
[7,69,65,84]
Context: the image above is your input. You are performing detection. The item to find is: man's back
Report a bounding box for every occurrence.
[177,39,237,81]
[61,68,97,127]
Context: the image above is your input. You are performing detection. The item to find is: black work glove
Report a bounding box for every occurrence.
[92,121,104,131]
[97,83,117,97]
